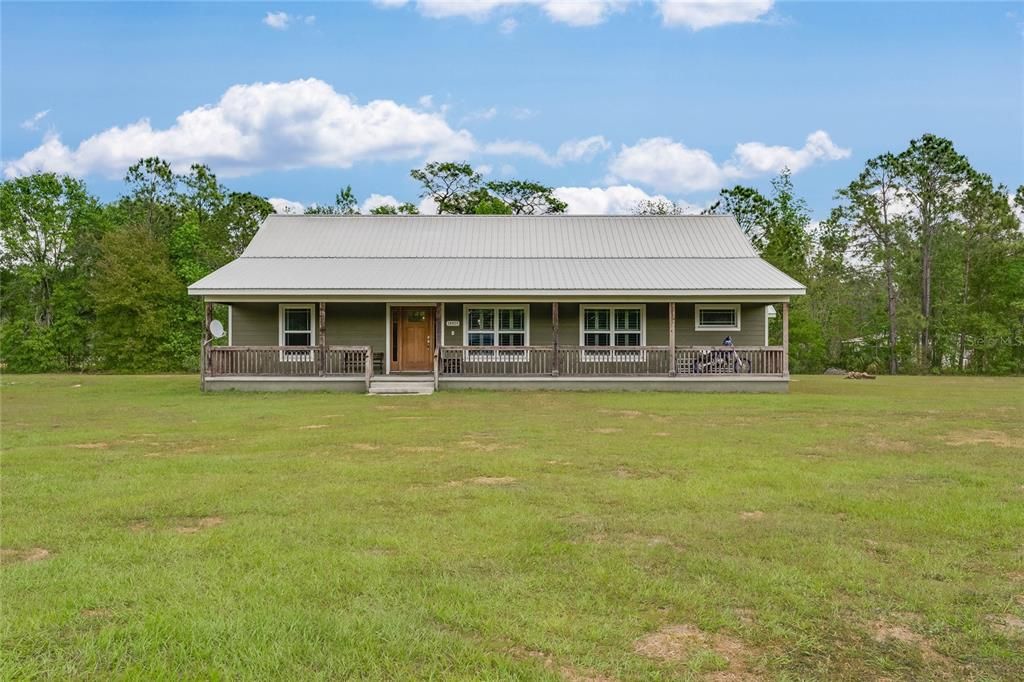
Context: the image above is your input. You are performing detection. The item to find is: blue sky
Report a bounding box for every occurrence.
[2,1,1021,217]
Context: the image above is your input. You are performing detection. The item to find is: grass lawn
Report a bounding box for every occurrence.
[2,375,1022,680]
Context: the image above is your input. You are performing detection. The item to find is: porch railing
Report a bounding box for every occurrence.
[440,345,785,377]
[207,345,373,386]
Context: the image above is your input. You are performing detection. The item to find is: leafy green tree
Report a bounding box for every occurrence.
[951,175,1023,372]
[369,202,419,215]
[704,184,773,242]
[484,180,567,215]
[92,225,194,371]
[632,199,688,215]
[892,134,973,370]
[830,153,908,374]
[0,173,106,370]
[410,162,482,214]
[305,185,359,215]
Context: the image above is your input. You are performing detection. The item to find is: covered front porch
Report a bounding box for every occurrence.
[199,299,792,393]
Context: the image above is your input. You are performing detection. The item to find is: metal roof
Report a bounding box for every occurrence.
[241,214,759,258]
[189,215,805,297]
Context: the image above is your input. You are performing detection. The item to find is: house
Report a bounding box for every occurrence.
[187,214,805,393]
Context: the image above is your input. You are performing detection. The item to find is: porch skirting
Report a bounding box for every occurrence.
[203,375,788,393]
[439,376,788,393]
[204,376,367,392]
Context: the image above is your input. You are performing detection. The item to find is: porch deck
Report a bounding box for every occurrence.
[202,344,789,392]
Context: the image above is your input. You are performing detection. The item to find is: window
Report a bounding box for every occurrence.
[695,304,741,331]
[464,306,528,358]
[581,305,645,359]
[279,304,315,360]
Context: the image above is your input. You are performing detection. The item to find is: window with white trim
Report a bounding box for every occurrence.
[695,304,741,331]
[279,305,315,360]
[464,306,528,358]
[581,306,645,358]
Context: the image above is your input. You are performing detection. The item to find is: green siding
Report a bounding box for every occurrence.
[325,303,386,351]
[230,303,278,346]
[676,303,766,346]
[229,302,386,353]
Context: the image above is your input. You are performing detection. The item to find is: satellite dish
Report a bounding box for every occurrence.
[209,319,225,339]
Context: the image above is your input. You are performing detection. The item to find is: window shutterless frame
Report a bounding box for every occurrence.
[695,303,741,331]
[278,303,316,361]
[579,304,646,361]
[462,304,530,360]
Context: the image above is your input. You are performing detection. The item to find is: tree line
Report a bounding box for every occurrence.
[1,134,1021,374]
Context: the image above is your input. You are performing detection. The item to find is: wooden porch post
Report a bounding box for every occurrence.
[668,301,677,376]
[782,301,790,377]
[318,302,327,376]
[201,301,213,391]
[551,302,560,377]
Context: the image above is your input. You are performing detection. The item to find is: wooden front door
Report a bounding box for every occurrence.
[392,307,435,372]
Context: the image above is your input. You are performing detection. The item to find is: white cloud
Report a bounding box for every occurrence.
[657,0,774,30]
[269,197,305,214]
[555,135,611,163]
[477,164,494,175]
[732,130,851,174]
[499,17,518,33]
[263,11,290,29]
[608,131,850,193]
[609,137,727,192]
[3,78,476,179]
[483,135,610,165]
[418,94,434,109]
[20,109,50,131]
[540,0,627,26]
[262,11,315,29]
[511,107,536,120]
[360,193,402,213]
[553,184,703,215]
[378,0,772,29]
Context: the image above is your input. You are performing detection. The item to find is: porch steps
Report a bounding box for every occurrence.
[368,375,435,395]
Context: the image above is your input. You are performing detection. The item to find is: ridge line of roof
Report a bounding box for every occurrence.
[263,213,738,218]
[236,255,762,260]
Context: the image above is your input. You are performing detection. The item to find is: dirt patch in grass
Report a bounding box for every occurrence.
[740,511,765,521]
[653,432,672,437]
[81,608,112,618]
[598,409,645,418]
[299,424,329,430]
[866,437,916,453]
[176,516,224,534]
[944,430,1024,449]
[869,617,953,668]
[511,646,616,682]
[351,443,380,451]
[987,614,1024,636]
[448,476,517,487]
[457,437,510,452]
[633,624,760,678]
[399,446,443,453]
[592,427,622,434]
[69,442,109,449]
[0,547,51,564]
[734,609,756,627]
[128,520,149,532]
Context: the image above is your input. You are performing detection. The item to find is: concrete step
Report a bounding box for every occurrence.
[368,378,434,395]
